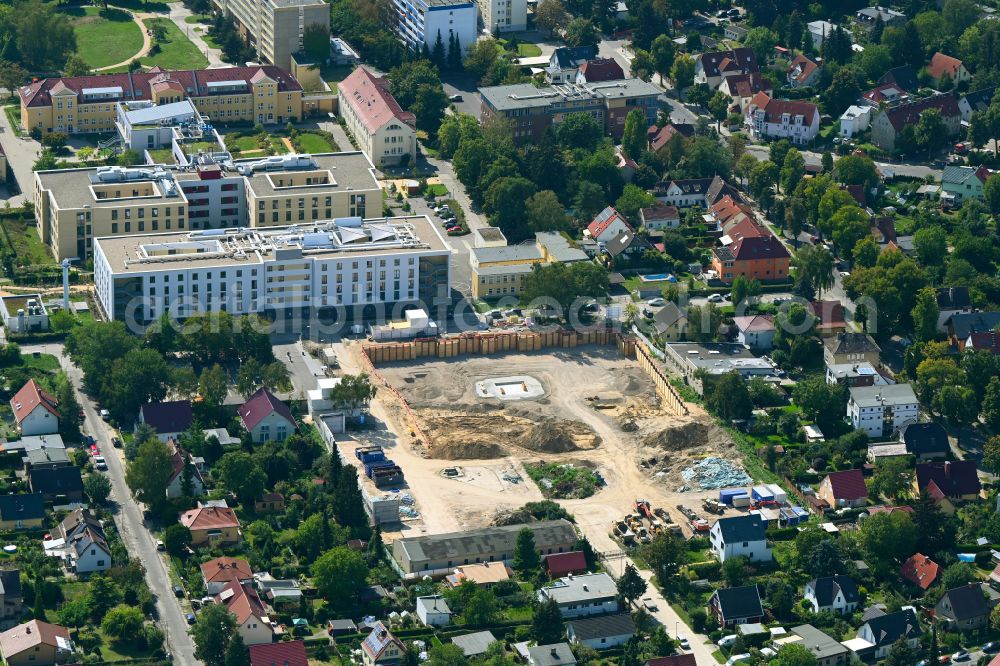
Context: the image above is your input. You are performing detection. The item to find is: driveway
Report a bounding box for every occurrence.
[0,105,40,207]
[22,342,201,664]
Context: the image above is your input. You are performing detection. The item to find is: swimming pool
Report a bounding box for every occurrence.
[639,273,676,282]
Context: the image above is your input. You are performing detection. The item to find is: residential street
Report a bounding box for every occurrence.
[21,342,200,665]
[746,144,942,181]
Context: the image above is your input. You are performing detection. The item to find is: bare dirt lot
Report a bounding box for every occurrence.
[336,342,750,552]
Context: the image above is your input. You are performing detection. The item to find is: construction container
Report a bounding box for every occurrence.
[731,495,752,508]
[719,489,749,505]
[356,447,386,464]
[370,466,404,487]
[364,459,396,477]
[361,487,401,525]
[779,506,809,527]
[751,485,775,502]
[765,483,788,505]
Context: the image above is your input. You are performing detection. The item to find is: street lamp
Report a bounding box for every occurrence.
[675,621,679,639]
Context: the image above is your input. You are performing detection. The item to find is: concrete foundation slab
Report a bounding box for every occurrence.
[475,376,544,401]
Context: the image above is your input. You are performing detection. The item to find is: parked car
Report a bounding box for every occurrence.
[186,613,196,625]
[94,457,107,471]
[952,651,970,662]
[982,643,999,654]
[707,293,723,303]
[112,436,122,448]
[647,297,665,306]
[678,636,690,650]
[641,597,658,611]
[718,635,738,648]
[173,585,184,598]
[448,94,463,102]
[99,409,111,421]
[156,540,165,551]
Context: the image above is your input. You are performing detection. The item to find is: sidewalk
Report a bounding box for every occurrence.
[167,2,227,68]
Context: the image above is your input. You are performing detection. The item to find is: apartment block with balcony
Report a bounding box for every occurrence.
[478,0,527,33]
[211,0,329,69]
[848,383,920,440]
[394,0,478,53]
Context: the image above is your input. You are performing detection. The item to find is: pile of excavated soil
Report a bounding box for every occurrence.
[634,415,740,488]
[640,418,733,452]
[520,419,600,453]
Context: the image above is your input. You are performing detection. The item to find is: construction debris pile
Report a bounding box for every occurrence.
[681,457,753,490]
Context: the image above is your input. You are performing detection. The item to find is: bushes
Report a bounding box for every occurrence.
[687,560,721,579]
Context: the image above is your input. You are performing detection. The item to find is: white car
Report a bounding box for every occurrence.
[725,655,750,666]
[717,635,738,648]
[678,636,690,650]
[839,271,851,278]
[641,597,658,611]
[707,293,724,303]
[94,456,108,471]
[647,297,666,307]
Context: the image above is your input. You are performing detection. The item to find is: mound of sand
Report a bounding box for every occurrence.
[640,418,733,452]
[519,420,600,453]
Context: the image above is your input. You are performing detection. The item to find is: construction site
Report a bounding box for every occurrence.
[330,334,760,554]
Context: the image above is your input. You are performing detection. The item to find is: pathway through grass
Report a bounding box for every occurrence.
[69,7,144,69]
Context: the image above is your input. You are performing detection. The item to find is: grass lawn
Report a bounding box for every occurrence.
[148,148,174,164]
[68,7,144,69]
[515,43,542,57]
[184,13,212,23]
[295,132,337,153]
[133,18,208,70]
[1,217,55,267]
[424,183,449,197]
[93,629,153,662]
[227,134,289,155]
[23,353,60,373]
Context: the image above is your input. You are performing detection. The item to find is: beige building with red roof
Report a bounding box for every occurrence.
[337,67,416,168]
[928,52,970,87]
[0,620,75,666]
[744,92,820,145]
[202,556,254,595]
[19,66,304,137]
[10,379,59,437]
[180,506,242,547]
[216,580,280,645]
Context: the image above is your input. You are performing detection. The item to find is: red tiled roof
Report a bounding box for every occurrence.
[915,461,981,498]
[884,94,961,131]
[180,506,240,531]
[216,581,268,626]
[588,206,632,238]
[649,124,684,152]
[544,551,588,576]
[967,331,1000,353]
[787,54,819,84]
[337,66,415,134]
[724,216,765,242]
[746,92,819,127]
[201,556,253,585]
[733,314,775,332]
[728,233,791,261]
[578,58,625,82]
[725,72,771,99]
[249,640,308,666]
[928,52,964,80]
[823,469,868,500]
[10,379,59,424]
[808,300,846,331]
[901,553,938,590]
[19,66,302,108]
[238,388,295,432]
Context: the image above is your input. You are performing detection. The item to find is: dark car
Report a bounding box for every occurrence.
[112,436,122,448]
[983,643,999,654]
[185,613,196,625]
[173,585,184,598]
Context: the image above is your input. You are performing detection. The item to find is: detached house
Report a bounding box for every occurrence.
[249,641,308,666]
[165,441,204,499]
[709,585,764,628]
[9,380,59,437]
[537,572,619,618]
[947,311,1000,350]
[787,55,820,88]
[545,46,598,84]
[29,466,82,503]
[927,52,971,87]
[824,332,881,367]
[180,506,242,547]
[901,553,939,590]
[848,384,920,439]
[942,165,990,207]
[0,620,75,666]
[856,608,921,661]
[935,584,990,632]
[416,595,453,627]
[694,48,759,89]
[0,570,22,620]
[586,207,633,244]
[566,614,636,649]
[544,551,588,579]
[0,494,44,531]
[361,621,405,666]
[719,73,772,111]
[817,469,868,508]
[215,581,280,646]
[53,508,111,574]
[711,233,791,284]
[804,575,860,615]
[138,400,193,441]
[709,514,771,563]
[744,93,820,145]
[652,303,688,342]
[936,286,972,332]
[201,556,253,595]
[870,94,961,152]
[915,460,981,502]
[239,388,296,443]
[900,422,949,461]
[733,315,776,350]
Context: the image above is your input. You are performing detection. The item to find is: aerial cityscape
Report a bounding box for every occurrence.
[1,0,1000,663]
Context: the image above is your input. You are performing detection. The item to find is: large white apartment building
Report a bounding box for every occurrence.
[478,0,527,32]
[34,152,381,260]
[337,68,417,168]
[92,216,452,327]
[847,383,920,439]
[211,0,329,69]
[394,0,478,53]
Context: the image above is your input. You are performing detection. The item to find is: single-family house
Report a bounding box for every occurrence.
[445,562,512,588]
[927,52,971,87]
[0,620,75,666]
[900,422,949,461]
[823,332,881,367]
[238,388,296,443]
[28,466,82,503]
[958,87,996,121]
[941,165,990,207]
[0,494,44,530]
[902,554,939,590]
[839,105,872,138]
[862,82,910,107]
[566,614,636,649]
[55,508,111,574]
[947,311,1000,350]
[451,631,498,658]
[604,229,651,263]
[0,570,22,620]
[201,557,253,595]
[9,380,59,437]
[537,572,619,618]
[652,303,688,342]
[694,48,759,89]
[526,643,577,666]
[733,314,776,350]
[416,595,453,627]
[587,207,633,244]
[647,123,692,155]
[180,506,242,547]
[855,6,906,31]
[856,607,921,661]
[709,514,771,563]
[639,203,680,230]
[879,65,919,92]
[965,330,1000,354]
[848,383,920,439]
[711,232,791,284]
[254,492,285,513]
[576,58,625,84]
[744,93,820,145]
[544,551,588,579]
[817,469,868,508]
[654,175,740,209]
[215,581,279,645]
[165,441,204,499]
[138,400,193,441]
[804,575,860,615]
[249,640,308,666]
[915,460,981,501]
[709,585,764,628]
[808,301,847,336]
[361,622,405,666]
[783,624,849,666]
[806,20,839,49]
[718,73,772,111]
[935,584,990,632]
[545,46,598,84]
[935,286,972,332]
[256,573,303,607]
[870,94,961,152]
[724,24,747,41]
[787,55,820,88]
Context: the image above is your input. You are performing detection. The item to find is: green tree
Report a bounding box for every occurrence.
[830,206,870,256]
[622,108,647,159]
[823,67,862,117]
[858,511,918,576]
[833,153,877,187]
[617,563,647,606]
[532,599,564,644]
[869,457,912,500]
[793,245,834,297]
[426,644,468,666]
[125,437,173,506]
[708,91,730,131]
[650,35,676,85]
[706,371,752,421]
[198,364,228,408]
[780,148,806,195]
[615,184,655,220]
[312,547,367,606]
[14,2,77,69]
[792,376,844,432]
[163,524,192,557]
[743,27,778,63]
[983,173,1000,215]
[525,190,570,233]
[522,262,609,314]
[535,0,570,36]
[192,603,237,666]
[722,556,747,586]
[513,528,540,573]
[774,644,818,666]
[83,473,112,505]
[101,605,145,644]
[630,48,655,81]
[484,176,537,241]
[224,634,249,666]
[564,17,598,48]
[556,113,603,151]
[984,386,1000,434]
[302,23,330,61]
[941,561,976,589]
[464,588,500,625]
[215,452,267,506]
[883,638,916,666]
[913,226,948,267]
[671,54,695,89]
[911,287,939,342]
[853,236,880,268]
[915,108,946,156]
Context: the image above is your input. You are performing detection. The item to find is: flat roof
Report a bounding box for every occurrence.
[472,244,544,264]
[36,166,183,210]
[849,383,918,407]
[95,215,450,275]
[667,342,775,373]
[122,100,198,125]
[239,152,380,197]
[480,79,660,112]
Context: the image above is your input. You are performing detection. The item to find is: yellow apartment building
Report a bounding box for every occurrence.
[469,232,589,299]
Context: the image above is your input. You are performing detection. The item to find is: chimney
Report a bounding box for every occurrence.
[26,626,31,634]
[550,648,558,657]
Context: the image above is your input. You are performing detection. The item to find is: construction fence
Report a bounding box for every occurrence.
[630,339,690,417]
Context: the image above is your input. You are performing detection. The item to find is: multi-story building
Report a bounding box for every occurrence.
[694,47,758,89]
[870,93,961,152]
[34,152,381,260]
[744,92,820,145]
[469,232,588,299]
[847,383,919,439]
[19,66,305,137]
[478,0,527,32]
[92,215,452,327]
[211,0,329,69]
[337,67,417,168]
[394,0,478,53]
[479,79,661,144]
[941,165,990,207]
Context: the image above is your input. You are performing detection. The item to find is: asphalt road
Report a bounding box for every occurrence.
[746,144,942,181]
[22,342,200,664]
